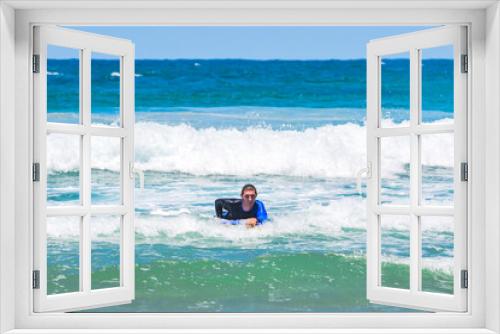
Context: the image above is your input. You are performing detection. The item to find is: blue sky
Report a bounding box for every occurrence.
[53,26,451,60]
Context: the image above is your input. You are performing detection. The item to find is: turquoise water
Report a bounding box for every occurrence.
[46,58,455,312]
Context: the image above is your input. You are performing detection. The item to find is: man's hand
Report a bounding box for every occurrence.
[245,218,258,228]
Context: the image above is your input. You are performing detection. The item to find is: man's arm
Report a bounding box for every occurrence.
[255,200,268,224]
[214,199,224,218]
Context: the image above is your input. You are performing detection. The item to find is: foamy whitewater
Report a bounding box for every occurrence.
[46,58,456,312]
[47,118,453,178]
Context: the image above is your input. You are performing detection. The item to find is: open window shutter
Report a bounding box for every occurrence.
[33,26,135,312]
[366,26,468,312]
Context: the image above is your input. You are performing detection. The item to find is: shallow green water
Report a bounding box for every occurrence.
[46,252,452,312]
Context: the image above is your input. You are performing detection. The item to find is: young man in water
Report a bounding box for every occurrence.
[214,184,268,228]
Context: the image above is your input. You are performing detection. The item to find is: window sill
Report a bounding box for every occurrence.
[3,329,497,334]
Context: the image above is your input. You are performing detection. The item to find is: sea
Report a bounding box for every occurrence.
[45,58,455,312]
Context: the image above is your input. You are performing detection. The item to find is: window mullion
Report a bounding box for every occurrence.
[121,49,135,292]
[409,47,421,293]
[81,47,92,293]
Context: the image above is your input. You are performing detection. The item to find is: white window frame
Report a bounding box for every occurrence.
[32,25,136,312]
[0,2,499,333]
[366,26,468,312]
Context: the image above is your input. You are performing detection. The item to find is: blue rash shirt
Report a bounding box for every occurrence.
[214,198,268,225]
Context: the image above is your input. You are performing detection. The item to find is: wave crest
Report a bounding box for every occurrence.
[47,120,453,177]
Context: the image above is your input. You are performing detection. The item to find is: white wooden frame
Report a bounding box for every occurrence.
[0,1,499,333]
[32,26,135,312]
[366,26,468,312]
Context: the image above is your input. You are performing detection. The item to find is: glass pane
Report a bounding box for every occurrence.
[47,133,80,206]
[91,215,121,290]
[380,215,410,289]
[380,52,410,127]
[421,216,454,294]
[91,136,122,204]
[421,45,454,125]
[380,136,410,205]
[421,133,454,206]
[47,45,80,124]
[92,52,121,127]
[47,216,80,295]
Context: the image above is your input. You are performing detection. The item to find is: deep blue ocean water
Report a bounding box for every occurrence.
[45,58,455,312]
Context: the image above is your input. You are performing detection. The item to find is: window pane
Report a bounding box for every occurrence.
[380,136,410,205]
[421,133,454,206]
[380,215,410,289]
[91,136,122,204]
[47,133,80,206]
[47,45,80,124]
[91,215,121,290]
[47,216,80,295]
[92,53,121,127]
[380,52,410,127]
[421,216,454,294]
[421,45,454,125]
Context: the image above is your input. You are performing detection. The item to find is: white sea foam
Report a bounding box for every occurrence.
[110,72,142,77]
[132,198,451,245]
[46,197,368,244]
[46,196,454,269]
[46,119,453,177]
[150,208,191,217]
[138,197,366,243]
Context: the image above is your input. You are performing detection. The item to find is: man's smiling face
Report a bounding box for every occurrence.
[241,188,257,208]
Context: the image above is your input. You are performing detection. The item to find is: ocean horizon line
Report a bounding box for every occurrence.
[50,57,369,61]
[47,57,446,61]
[47,57,454,62]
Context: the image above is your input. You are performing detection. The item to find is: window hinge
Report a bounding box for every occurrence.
[355,162,372,195]
[461,162,468,182]
[461,269,468,289]
[461,54,468,73]
[32,270,40,289]
[130,162,145,189]
[32,162,40,182]
[32,54,40,73]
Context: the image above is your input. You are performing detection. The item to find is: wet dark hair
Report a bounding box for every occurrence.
[241,184,258,196]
